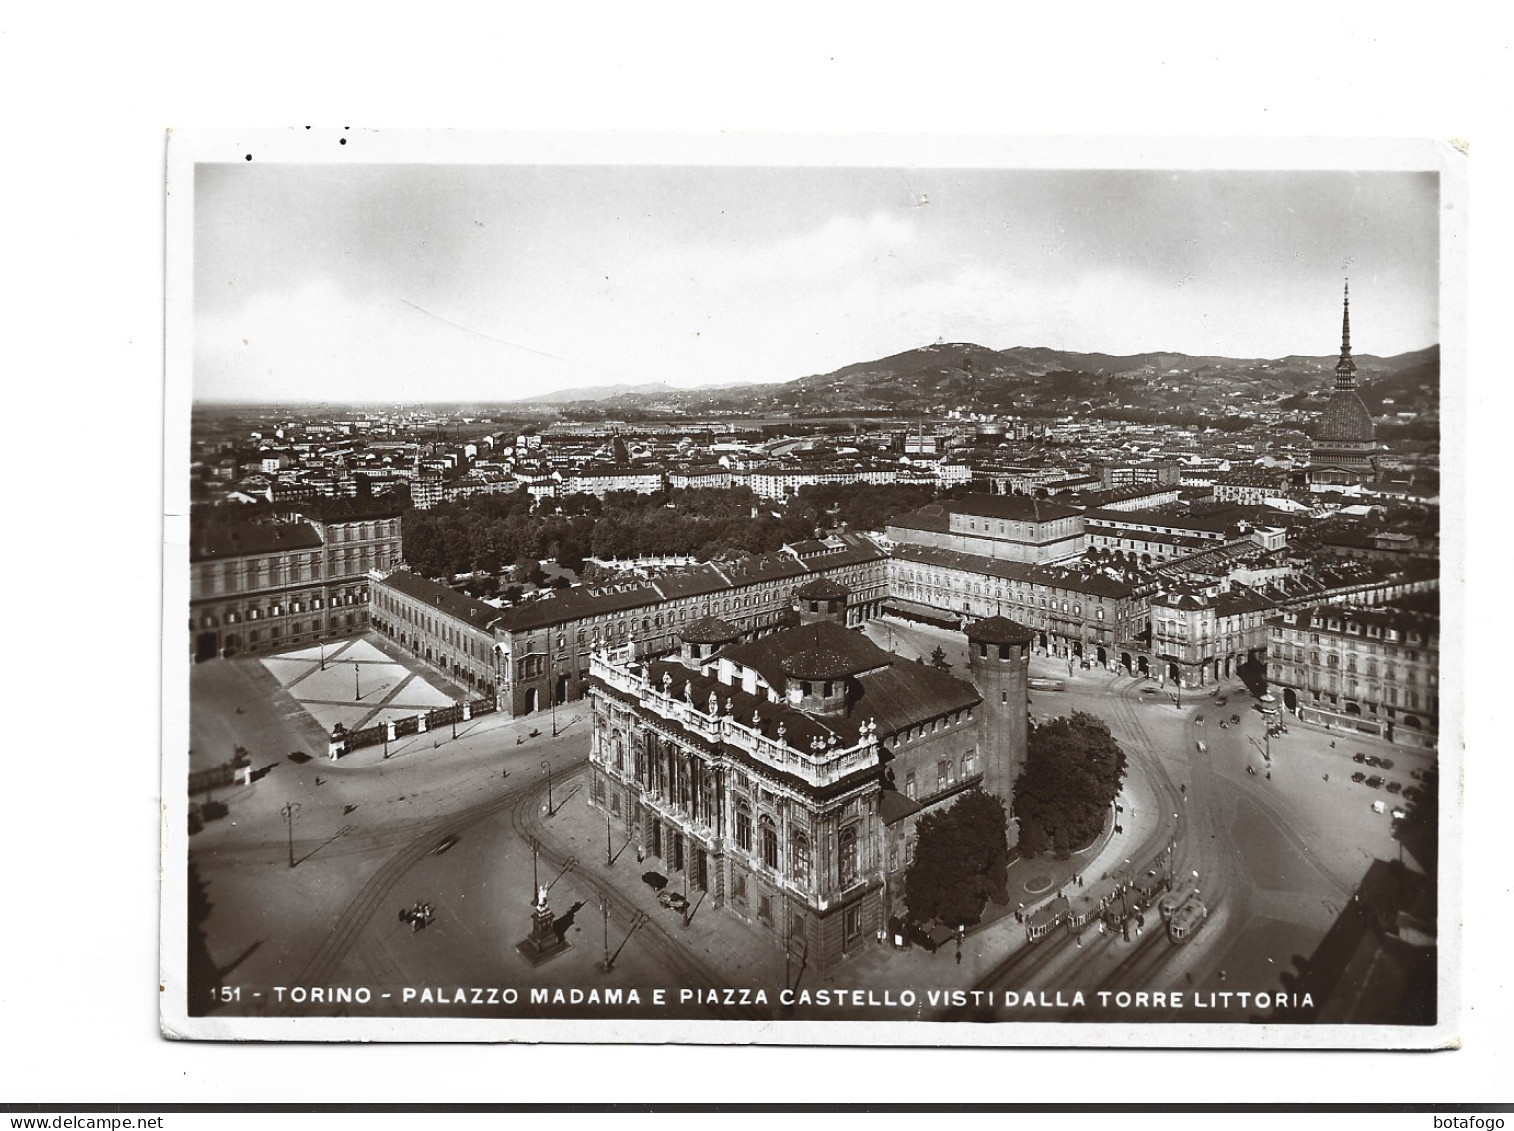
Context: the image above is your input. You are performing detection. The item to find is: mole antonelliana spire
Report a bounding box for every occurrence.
[1335,280,1357,390]
[1312,279,1376,476]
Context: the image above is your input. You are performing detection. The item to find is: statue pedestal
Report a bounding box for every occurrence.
[515,902,569,966]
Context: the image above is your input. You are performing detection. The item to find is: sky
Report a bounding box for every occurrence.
[193,164,1440,403]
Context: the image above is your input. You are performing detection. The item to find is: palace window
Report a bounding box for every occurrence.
[838,826,858,886]
[844,904,864,945]
[791,832,810,883]
[760,815,779,870]
[736,803,753,853]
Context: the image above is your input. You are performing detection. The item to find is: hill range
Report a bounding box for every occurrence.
[548,340,1440,422]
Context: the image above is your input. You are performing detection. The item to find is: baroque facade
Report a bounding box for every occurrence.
[586,607,1029,974]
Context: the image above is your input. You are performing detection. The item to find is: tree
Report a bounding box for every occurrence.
[930,646,951,672]
[1393,765,1439,874]
[1013,712,1128,857]
[902,789,1010,928]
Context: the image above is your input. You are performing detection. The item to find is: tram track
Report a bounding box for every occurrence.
[277,773,553,1003]
[509,774,770,1023]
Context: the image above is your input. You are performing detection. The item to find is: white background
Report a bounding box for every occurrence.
[1,0,1507,1107]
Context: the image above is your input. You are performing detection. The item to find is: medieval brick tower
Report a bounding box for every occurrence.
[965,615,1033,847]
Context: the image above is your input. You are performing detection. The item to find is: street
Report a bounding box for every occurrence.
[188,622,1430,1022]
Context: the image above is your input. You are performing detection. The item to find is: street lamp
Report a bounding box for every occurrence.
[599,889,613,972]
[529,835,540,900]
[354,661,361,701]
[281,801,300,868]
[542,760,555,817]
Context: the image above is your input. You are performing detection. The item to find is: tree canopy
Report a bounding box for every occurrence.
[1013,711,1128,857]
[1393,765,1439,874]
[902,789,1011,928]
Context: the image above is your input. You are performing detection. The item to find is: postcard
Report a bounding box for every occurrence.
[162,130,1461,1045]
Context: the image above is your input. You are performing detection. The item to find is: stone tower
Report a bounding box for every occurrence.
[965,615,1034,847]
[793,576,850,627]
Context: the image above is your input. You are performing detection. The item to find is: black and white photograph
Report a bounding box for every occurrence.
[161,131,1461,1046]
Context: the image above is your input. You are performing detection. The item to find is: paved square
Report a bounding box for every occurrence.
[256,635,465,735]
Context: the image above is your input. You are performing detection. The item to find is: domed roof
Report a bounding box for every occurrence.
[1315,389,1375,444]
[781,646,865,681]
[795,576,850,600]
[681,615,743,645]
[965,615,1035,646]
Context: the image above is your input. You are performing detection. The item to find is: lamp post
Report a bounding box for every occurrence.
[599,889,613,972]
[606,805,614,867]
[354,661,361,701]
[542,760,555,817]
[451,700,458,741]
[281,801,300,869]
[319,641,326,671]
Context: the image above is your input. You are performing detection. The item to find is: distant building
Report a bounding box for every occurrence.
[1148,584,1276,688]
[368,571,505,698]
[887,495,1086,564]
[1310,284,1379,476]
[563,466,665,498]
[887,544,1142,670]
[1267,599,1438,749]
[188,501,402,661]
[1098,460,1181,489]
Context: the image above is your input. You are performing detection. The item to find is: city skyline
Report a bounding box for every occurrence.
[193,165,1439,404]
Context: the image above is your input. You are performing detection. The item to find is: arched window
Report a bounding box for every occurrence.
[791,831,810,883]
[760,815,779,870]
[736,802,752,853]
[838,825,858,886]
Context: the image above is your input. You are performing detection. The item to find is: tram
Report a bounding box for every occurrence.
[1025,894,1071,942]
[1166,894,1208,943]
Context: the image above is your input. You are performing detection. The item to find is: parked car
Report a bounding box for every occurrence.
[1386,781,1403,794]
[1404,786,1424,803]
[1379,758,1394,771]
[1351,771,1367,783]
[1365,755,1381,767]
[1366,775,1384,789]
[1353,752,1367,764]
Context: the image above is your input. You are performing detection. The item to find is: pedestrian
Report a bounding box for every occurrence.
[955,942,962,965]
[636,842,645,864]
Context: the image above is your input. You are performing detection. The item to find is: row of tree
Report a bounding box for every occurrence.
[399,482,964,581]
